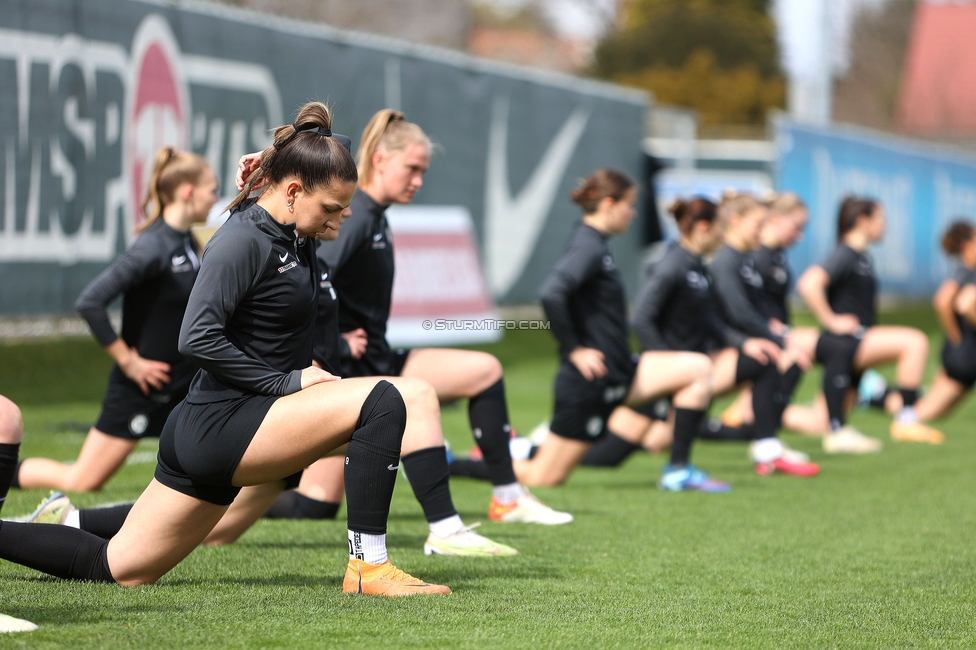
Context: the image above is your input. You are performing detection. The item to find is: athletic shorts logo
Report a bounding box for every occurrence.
[652,398,671,419]
[603,384,627,403]
[473,427,483,439]
[387,464,400,471]
[585,416,604,437]
[129,413,150,437]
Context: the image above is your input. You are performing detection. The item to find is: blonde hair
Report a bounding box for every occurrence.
[768,191,806,215]
[227,101,357,213]
[139,147,209,233]
[719,190,763,222]
[356,109,431,186]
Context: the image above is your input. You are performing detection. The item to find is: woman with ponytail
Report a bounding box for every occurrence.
[0,102,447,597]
[238,109,572,525]
[14,147,217,493]
[796,197,943,451]
[842,220,976,426]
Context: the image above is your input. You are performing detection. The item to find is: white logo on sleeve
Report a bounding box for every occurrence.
[129,414,150,436]
[171,254,186,266]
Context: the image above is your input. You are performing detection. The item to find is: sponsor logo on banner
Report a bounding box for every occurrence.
[0,14,281,263]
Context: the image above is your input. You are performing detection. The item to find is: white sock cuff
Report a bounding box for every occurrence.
[750,437,784,463]
[65,509,80,529]
[492,482,524,505]
[348,530,388,565]
[429,514,464,538]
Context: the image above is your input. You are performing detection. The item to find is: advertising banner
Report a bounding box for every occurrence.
[0,0,648,320]
[775,117,976,297]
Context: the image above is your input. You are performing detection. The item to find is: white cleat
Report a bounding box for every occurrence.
[488,490,573,525]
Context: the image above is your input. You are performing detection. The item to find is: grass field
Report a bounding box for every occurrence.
[2,307,976,648]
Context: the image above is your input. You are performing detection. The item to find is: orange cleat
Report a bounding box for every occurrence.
[342,560,451,597]
[720,401,744,428]
[890,421,945,445]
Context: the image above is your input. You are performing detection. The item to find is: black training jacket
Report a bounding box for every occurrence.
[821,244,877,328]
[632,243,747,354]
[751,244,791,325]
[710,244,784,347]
[312,242,346,376]
[318,188,396,375]
[75,218,200,387]
[179,203,317,403]
[539,223,633,383]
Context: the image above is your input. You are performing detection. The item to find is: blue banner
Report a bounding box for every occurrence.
[774,117,976,297]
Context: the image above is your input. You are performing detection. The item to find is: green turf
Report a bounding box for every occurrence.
[2,309,976,648]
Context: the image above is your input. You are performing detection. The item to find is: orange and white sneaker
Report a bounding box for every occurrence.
[890,420,945,445]
[488,491,573,525]
[342,560,451,597]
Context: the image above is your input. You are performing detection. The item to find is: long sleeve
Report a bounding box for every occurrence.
[75,239,163,347]
[319,206,370,277]
[539,242,601,356]
[705,305,748,350]
[631,268,677,351]
[711,261,783,345]
[178,225,302,397]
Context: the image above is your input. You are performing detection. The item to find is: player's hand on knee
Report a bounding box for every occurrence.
[827,313,861,335]
[742,338,780,365]
[301,366,340,389]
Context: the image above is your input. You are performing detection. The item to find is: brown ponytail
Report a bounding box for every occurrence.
[570,168,634,214]
[356,109,431,186]
[837,196,878,242]
[138,147,209,233]
[227,101,357,213]
[941,220,976,256]
[671,197,717,235]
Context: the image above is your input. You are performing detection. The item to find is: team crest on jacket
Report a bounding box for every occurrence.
[739,262,763,287]
[602,255,616,271]
[686,270,708,289]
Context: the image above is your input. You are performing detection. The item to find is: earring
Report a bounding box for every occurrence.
[287,201,294,211]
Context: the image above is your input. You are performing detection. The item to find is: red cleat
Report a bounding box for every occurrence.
[755,457,820,477]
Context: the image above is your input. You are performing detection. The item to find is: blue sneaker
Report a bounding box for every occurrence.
[857,369,888,409]
[659,464,731,493]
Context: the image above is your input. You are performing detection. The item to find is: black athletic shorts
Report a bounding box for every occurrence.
[550,359,637,442]
[942,338,976,388]
[95,366,191,441]
[632,396,672,421]
[155,394,278,505]
[341,348,411,378]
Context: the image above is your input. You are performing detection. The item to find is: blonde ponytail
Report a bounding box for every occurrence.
[356,109,431,186]
[138,147,209,234]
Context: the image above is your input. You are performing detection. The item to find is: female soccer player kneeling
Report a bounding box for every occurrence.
[0,102,448,597]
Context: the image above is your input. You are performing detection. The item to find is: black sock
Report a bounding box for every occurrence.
[868,388,893,410]
[401,446,458,523]
[468,378,518,486]
[79,504,133,539]
[448,458,492,481]
[0,443,19,515]
[697,419,755,441]
[9,459,22,490]
[669,408,705,467]
[0,520,115,582]
[264,491,341,520]
[344,380,406,535]
[899,387,919,408]
[751,362,784,439]
[580,432,641,467]
[816,334,860,430]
